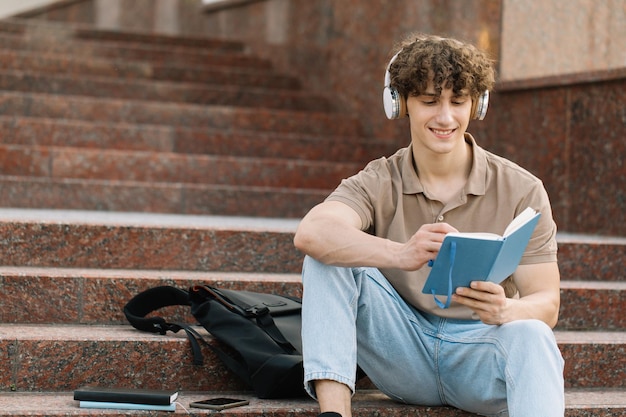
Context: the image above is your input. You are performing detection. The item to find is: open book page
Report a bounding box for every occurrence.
[437,207,538,242]
[444,231,502,240]
[503,207,538,236]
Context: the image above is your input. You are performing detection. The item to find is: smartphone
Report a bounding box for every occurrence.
[189,397,250,411]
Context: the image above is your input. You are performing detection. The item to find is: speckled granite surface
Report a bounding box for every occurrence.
[0,324,623,392]
[0,208,624,276]
[0,266,622,330]
[0,116,397,163]
[470,77,626,236]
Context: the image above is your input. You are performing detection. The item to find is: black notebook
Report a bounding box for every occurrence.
[73,386,178,405]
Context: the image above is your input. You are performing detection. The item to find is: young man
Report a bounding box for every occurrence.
[294,34,564,417]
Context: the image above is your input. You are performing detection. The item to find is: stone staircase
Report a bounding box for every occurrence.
[0,16,623,417]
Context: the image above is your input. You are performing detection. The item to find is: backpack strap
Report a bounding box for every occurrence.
[123,285,204,365]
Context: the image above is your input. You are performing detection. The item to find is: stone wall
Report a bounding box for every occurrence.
[471,72,626,236]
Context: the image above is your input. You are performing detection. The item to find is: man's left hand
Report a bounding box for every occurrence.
[453,281,509,325]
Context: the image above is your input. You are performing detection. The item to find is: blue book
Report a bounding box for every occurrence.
[422,207,541,309]
[78,400,176,411]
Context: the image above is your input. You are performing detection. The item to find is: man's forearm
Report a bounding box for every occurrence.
[294,215,400,268]
[507,290,560,328]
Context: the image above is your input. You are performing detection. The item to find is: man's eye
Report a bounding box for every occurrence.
[422,100,437,105]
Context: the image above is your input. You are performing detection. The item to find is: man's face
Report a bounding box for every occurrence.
[406,83,472,155]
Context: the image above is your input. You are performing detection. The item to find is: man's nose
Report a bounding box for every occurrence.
[435,102,454,123]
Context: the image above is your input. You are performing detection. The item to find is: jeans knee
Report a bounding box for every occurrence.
[302,255,321,277]
[302,256,338,287]
[499,319,563,363]
[502,319,553,341]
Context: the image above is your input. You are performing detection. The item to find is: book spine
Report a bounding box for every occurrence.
[73,391,172,405]
[79,401,176,411]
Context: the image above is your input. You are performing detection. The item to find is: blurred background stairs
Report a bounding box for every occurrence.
[0,1,624,415]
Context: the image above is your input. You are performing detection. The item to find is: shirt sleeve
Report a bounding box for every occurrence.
[325,157,392,232]
[518,180,559,264]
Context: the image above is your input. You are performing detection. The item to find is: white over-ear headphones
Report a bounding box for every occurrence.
[382,51,405,120]
[382,50,490,120]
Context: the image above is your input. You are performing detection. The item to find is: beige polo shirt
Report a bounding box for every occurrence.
[326,133,558,320]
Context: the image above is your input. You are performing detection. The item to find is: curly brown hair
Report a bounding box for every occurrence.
[388,33,495,101]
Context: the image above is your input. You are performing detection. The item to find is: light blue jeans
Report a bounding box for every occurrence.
[301,256,565,417]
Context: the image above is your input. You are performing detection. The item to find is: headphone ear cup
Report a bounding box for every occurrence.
[383,86,406,119]
[382,51,406,120]
[472,90,489,120]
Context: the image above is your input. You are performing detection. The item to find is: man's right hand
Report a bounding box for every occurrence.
[394,222,458,271]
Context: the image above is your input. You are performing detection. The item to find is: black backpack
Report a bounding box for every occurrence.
[124,285,305,399]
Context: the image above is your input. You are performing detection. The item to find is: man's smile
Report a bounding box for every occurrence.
[430,127,456,137]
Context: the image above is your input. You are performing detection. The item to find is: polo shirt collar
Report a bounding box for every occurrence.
[401,133,487,196]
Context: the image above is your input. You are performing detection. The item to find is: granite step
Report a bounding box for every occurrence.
[0,116,394,163]
[0,116,177,153]
[0,266,623,331]
[0,70,332,112]
[0,267,303,325]
[1,389,624,417]
[557,234,626,282]
[0,209,302,273]
[0,49,302,89]
[0,91,361,137]
[0,177,327,217]
[558,280,626,330]
[0,143,360,189]
[0,209,623,277]
[70,25,246,51]
[0,324,623,392]
[0,31,270,69]
[0,18,247,51]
